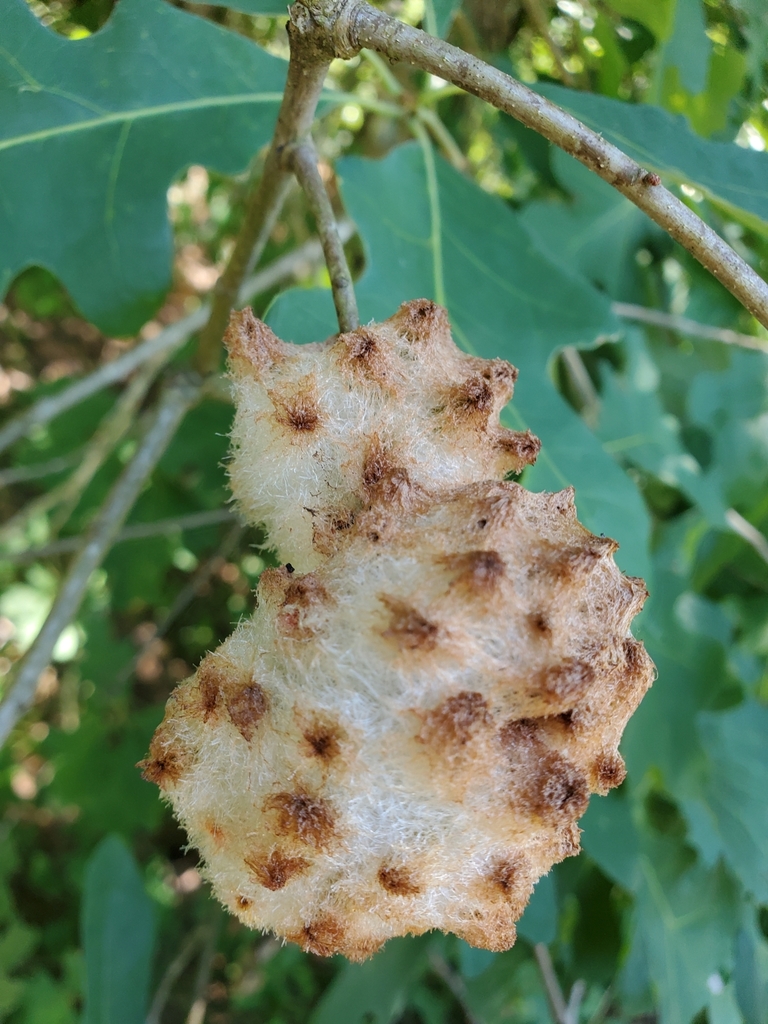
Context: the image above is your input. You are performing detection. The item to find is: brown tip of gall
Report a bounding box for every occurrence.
[266,791,337,850]
[526,752,590,822]
[389,298,450,342]
[445,549,506,593]
[226,682,268,741]
[592,751,627,793]
[290,915,347,957]
[495,429,541,470]
[225,308,284,372]
[538,658,595,704]
[273,390,321,433]
[447,374,494,419]
[302,717,344,763]
[381,596,439,652]
[245,850,309,890]
[378,864,421,895]
[420,691,491,748]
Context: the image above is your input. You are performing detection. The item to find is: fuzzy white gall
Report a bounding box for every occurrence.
[142,300,654,961]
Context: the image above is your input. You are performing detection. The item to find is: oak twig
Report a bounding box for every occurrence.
[0,378,199,747]
[2,509,236,566]
[285,140,359,332]
[0,352,167,544]
[146,926,206,1024]
[534,944,569,1024]
[0,229,352,460]
[194,2,337,374]
[613,302,768,352]
[185,906,223,1024]
[726,508,768,567]
[314,0,768,332]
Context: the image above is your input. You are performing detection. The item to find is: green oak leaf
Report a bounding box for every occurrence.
[520,148,652,299]
[81,836,155,1024]
[202,0,288,13]
[602,0,676,40]
[268,141,651,580]
[535,83,768,233]
[595,332,728,527]
[582,793,742,1024]
[688,701,768,903]
[0,0,286,334]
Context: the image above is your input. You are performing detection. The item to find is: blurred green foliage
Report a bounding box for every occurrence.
[1,0,768,1021]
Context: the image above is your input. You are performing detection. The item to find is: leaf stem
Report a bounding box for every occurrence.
[285,140,359,332]
[0,378,199,748]
[321,0,768,332]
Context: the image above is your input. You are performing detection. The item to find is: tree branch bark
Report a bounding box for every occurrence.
[285,140,359,332]
[194,2,337,375]
[314,0,768,333]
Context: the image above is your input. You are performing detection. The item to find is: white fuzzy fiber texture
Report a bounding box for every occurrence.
[142,300,654,961]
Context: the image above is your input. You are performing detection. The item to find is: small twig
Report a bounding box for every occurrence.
[612,302,768,352]
[560,346,599,427]
[0,451,81,487]
[185,906,222,1024]
[285,140,359,332]
[2,509,236,565]
[428,952,482,1024]
[325,0,768,332]
[114,522,245,690]
[0,230,352,461]
[0,352,166,544]
[195,4,335,375]
[565,978,586,1024]
[416,107,468,171]
[726,508,768,567]
[360,48,404,95]
[520,0,577,87]
[534,943,569,1024]
[0,378,200,747]
[0,316,201,459]
[146,926,206,1024]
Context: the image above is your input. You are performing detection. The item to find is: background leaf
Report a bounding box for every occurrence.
[536,83,768,231]
[0,0,286,334]
[81,835,155,1024]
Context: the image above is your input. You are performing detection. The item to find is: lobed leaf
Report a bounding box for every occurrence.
[0,0,286,334]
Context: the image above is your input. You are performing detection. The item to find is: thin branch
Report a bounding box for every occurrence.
[194,3,336,375]
[0,315,202,458]
[0,352,167,544]
[534,943,569,1024]
[322,0,768,332]
[285,140,359,332]
[565,979,586,1024]
[428,952,482,1024]
[560,345,599,426]
[417,107,468,171]
[0,452,81,487]
[0,228,353,460]
[0,378,199,747]
[114,522,245,690]
[612,302,768,352]
[185,906,222,1024]
[2,509,236,565]
[725,508,768,567]
[146,926,206,1024]
[519,0,578,87]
